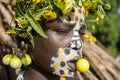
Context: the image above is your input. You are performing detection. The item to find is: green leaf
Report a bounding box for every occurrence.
[33,9,48,18]
[28,32,35,49]
[25,11,48,38]
[15,3,24,16]
[76,0,83,7]
[27,26,32,32]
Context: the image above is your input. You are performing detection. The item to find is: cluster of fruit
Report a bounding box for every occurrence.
[82,33,96,43]
[2,48,32,69]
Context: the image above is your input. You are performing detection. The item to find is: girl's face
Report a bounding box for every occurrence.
[33,22,86,74]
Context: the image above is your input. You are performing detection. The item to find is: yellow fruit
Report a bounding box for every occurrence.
[32,0,41,3]
[76,58,90,73]
[92,37,97,42]
[60,77,66,80]
[10,55,22,69]
[2,54,12,65]
[94,17,99,23]
[100,15,104,20]
[21,54,32,66]
[82,34,89,40]
[87,37,93,42]
[91,25,96,30]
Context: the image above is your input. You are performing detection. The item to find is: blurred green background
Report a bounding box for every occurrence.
[87,0,120,57]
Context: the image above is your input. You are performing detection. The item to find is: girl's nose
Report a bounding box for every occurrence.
[70,22,84,50]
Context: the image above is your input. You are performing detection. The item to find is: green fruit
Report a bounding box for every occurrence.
[10,55,22,69]
[76,58,90,73]
[21,54,32,66]
[2,54,12,65]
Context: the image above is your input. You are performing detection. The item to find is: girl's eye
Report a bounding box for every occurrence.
[54,29,71,34]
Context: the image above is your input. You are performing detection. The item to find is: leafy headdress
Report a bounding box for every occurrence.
[6,0,111,47]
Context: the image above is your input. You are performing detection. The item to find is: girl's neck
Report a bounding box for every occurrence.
[24,65,59,80]
[23,63,79,80]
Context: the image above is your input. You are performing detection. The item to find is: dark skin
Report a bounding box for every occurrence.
[33,22,75,73]
[23,21,86,80]
[2,21,86,80]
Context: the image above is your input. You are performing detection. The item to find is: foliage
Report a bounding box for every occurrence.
[87,0,120,56]
[6,0,111,48]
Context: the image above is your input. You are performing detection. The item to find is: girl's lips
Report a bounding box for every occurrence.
[67,56,80,71]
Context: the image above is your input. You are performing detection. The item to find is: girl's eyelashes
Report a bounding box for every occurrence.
[47,22,87,34]
[54,29,72,34]
[53,25,86,34]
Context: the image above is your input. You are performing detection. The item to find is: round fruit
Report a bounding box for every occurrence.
[82,34,89,40]
[76,58,90,73]
[87,37,93,42]
[21,54,32,66]
[100,15,104,20]
[2,54,12,65]
[9,55,22,69]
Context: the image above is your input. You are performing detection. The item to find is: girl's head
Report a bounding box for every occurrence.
[30,1,86,77]
[3,0,86,78]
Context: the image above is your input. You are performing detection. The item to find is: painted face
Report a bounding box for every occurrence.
[33,21,86,76]
[50,21,84,77]
[33,22,74,72]
[33,4,86,78]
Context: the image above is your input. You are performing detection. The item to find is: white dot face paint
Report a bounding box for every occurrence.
[70,21,83,49]
[50,21,84,77]
[50,48,82,77]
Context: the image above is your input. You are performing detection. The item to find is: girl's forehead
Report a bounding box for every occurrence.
[46,21,86,33]
[46,22,76,29]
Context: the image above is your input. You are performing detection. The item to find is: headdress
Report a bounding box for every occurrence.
[6,0,110,46]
